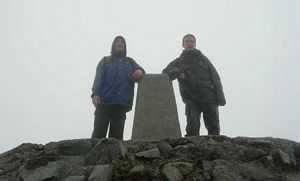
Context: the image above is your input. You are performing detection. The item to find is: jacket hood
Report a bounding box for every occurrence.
[111,36,127,57]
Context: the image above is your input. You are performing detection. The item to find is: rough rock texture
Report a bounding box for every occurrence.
[0,136,300,181]
[132,74,182,140]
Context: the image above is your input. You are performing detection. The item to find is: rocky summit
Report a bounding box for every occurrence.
[0,136,300,181]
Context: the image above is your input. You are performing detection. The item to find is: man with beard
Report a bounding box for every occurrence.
[162,34,226,136]
[91,36,145,140]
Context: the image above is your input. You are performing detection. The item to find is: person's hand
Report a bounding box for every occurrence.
[179,73,185,79]
[132,69,144,81]
[92,96,101,107]
[218,100,226,106]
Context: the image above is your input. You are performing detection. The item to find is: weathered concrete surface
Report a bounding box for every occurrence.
[132,74,182,140]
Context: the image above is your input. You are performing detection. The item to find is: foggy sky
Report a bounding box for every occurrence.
[0,0,299,153]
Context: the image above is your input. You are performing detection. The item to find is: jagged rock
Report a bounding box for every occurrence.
[173,143,196,150]
[165,162,194,176]
[186,136,210,146]
[45,139,96,156]
[62,175,85,181]
[129,165,146,175]
[161,163,183,181]
[202,160,213,171]
[157,141,173,158]
[0,143,44,175]
[240,161,278,180]
[242,147,267,161]
[201,160,213,180]
[212,159,277,181]
[135,148,161,159]
[173,143,201,161]
[0,136,300,180]
[168,137,192,147]
[212,160,245,181]
[57,156,86,177]
[234,137,300,164]
[272,148,296,166]
[0,143,41,159]
[0,176,9,181]
[286,173,300,181]
[295,144,300,158]
[0,159,22,177]
[128,165,156,181]
[24,152,58,170]
[234,137,275,149]
[124,140,157,154]
[85,138,127,165]
[260,155,275,167]
[88,164,112,181]
[17,160,64,181]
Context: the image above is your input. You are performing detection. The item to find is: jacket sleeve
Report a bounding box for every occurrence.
[205,56,226,106]
[130,59,146,74]
[91,57,105,98]
[162,58,181,81]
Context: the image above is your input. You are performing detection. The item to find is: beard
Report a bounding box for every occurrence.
[112,49,126,57]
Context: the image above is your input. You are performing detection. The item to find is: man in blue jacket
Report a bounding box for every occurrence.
[91,36,145,140]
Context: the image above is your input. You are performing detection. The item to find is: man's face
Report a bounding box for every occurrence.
[183,36,196,49]
[114,38,126,52]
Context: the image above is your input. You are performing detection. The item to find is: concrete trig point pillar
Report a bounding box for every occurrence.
[131,74,182,140]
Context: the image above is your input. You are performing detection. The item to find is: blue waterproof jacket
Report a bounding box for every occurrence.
[92,56,144,111]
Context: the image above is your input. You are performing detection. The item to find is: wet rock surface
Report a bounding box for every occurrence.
[0,136,300,181]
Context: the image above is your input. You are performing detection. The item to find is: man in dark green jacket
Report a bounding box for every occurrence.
[162,34,226,136]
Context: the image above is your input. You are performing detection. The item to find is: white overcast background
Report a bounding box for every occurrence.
[0,0,299,153]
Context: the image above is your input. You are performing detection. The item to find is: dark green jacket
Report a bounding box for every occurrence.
[162,49,226,106]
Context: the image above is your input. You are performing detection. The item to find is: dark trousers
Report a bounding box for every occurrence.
[185,100,220,136]
[91,104,127,140]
